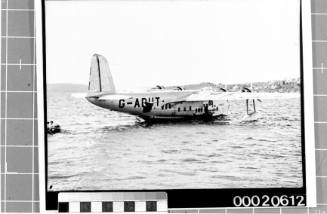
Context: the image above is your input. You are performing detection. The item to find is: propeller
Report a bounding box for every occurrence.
[241,87,251,92]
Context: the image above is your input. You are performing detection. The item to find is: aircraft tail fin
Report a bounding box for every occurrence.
[88,54,116,94]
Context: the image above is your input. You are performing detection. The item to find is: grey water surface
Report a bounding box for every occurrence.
[48,92,302,191]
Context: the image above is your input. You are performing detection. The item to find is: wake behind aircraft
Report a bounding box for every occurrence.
[85,54,299,121]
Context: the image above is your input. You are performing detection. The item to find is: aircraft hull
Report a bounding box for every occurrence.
[86,91,227,121]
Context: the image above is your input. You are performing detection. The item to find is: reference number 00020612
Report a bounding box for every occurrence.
[233,195,305,207]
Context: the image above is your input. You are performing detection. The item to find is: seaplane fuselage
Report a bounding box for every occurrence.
[85,54,287,121]
[86,90,228,120]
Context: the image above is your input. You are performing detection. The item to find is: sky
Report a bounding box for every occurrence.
[46,0,300,91]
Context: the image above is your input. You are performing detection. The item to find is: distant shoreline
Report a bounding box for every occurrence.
[48,78,300,93]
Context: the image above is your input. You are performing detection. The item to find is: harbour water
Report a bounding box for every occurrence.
[48,91,303,191]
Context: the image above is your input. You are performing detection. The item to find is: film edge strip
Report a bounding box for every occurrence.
[1,0,38,212]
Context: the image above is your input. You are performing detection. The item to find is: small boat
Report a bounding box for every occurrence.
[47,121,61,134]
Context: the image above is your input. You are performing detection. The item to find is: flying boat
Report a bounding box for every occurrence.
[85,54,299,121]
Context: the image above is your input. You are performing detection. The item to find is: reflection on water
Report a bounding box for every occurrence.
[48,92,303,191]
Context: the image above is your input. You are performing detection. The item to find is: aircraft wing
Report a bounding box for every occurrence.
[164,91,300,104]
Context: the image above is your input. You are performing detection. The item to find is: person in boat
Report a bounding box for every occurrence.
[47,122,52,134]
